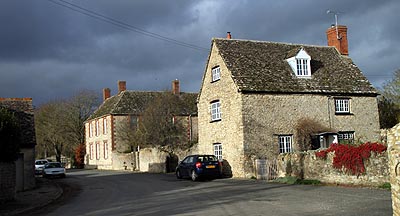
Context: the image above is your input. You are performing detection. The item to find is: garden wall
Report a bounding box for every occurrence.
[387,124,400,216]
[0,162,16,203]
[277,150,389,186]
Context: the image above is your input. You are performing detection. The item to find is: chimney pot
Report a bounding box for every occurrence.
[118,80,126,94]
[103,88,111,101]
[326,25,348,55]
[227,32,232,39]
[172,79,180,95]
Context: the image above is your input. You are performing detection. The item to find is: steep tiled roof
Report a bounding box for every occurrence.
[0,98,36,148]
[214,38,377,95]
[88,91,198,120]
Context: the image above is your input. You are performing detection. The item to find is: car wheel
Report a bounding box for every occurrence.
[176,169,182,179]
[191,170,197,181]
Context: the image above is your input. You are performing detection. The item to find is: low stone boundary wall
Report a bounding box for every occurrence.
[387,124,400,216]
[277,150,389,186]
[0,162,16,203]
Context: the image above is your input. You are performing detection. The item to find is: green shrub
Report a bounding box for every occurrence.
[297,179,321,185]
[378,182,391,190]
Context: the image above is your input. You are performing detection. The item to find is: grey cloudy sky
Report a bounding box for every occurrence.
[1,0,399,106]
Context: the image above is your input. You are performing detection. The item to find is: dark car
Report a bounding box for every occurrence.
[176,154,221,181]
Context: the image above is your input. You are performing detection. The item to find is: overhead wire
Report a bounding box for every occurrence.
[47,0,210,52]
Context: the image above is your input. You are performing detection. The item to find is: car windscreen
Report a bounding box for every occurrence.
[35,161,47,165]
[198,155,217,162]
[46,163,62,168]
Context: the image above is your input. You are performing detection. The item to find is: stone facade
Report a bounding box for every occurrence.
[198,39,380,178]
[387,123,400,216]
[197,39,380,178]
[198,43,246,177]
[278,151,389,186]
[241,94,380,176]
[85,115,113,169]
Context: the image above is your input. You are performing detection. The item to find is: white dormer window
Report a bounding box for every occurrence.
[287,48,311,78]
[296,59,308,76]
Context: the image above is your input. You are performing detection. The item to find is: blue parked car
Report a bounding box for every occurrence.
[176,154,221,181]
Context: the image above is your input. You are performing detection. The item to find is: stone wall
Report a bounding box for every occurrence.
[242,94,381,178]
[111,152,136,171]
[277,151,389,186]
[139,148,169,173]
[0,162,16,203]
[197,42,246,178]
[387,124,400,216]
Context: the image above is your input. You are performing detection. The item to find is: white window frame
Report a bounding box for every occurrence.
[103,118,107,135]
[212,66,221,82]
[296,58,309,76]
[89,122,93,138]
[89,143,94,160]
[104,141,108,159]
[213,143,222,160]
[279,135,293,153]
[95,120,100,136]
[96,142,100,160]
[338,131,355,144]
[335,98,350,113]
[210,100,221,121]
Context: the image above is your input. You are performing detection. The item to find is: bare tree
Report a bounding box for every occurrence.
[35,90,99,162]
[116,92,190,154]
[35,99,69,162]
[379,68,400,128]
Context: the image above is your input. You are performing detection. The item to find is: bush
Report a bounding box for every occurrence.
[378,182,391,190]
[315,142,387,175]
[0,108,21,162]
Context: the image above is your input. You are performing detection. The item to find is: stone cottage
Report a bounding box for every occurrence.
[85,80,198,171]
[197,26,380,178]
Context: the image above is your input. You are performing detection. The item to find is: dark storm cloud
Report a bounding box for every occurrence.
[0,0,399,105]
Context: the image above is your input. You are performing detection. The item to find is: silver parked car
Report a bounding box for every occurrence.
[43,162,66,178]
[35,159,49,175]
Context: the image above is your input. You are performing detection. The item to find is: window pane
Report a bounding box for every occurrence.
[211,101,221,121]
[335,99,350,113]
[212,66,221,82]
[279,135,293,153]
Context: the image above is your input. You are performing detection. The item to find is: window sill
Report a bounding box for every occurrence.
[335,112,354,116]
[211,79,220,83]
[210,119,221,123]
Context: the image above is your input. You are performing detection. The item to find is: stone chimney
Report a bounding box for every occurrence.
[326,25,348,55]
[172,79,180,95]
[118,80,126,94]
[103,88,111,101]
[227,32,232,39]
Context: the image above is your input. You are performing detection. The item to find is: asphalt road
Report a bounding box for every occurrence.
[34,169,392,216]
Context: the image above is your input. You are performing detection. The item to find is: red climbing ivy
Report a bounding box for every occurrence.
[315,142,387,175]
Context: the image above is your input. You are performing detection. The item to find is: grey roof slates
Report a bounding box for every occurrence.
[214,38,377,95]
[88,91,198,120]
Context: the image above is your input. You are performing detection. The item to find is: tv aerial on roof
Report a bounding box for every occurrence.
[326,10,344,40]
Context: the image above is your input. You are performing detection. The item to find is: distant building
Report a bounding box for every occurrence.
[84,80,198,170]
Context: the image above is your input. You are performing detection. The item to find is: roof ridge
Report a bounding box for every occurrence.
[213,37,335,49]
[111,92,125,113]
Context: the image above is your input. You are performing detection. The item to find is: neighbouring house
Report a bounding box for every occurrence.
[0,98,36,201]
[84,80,198,171]
[197,26,380,178]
